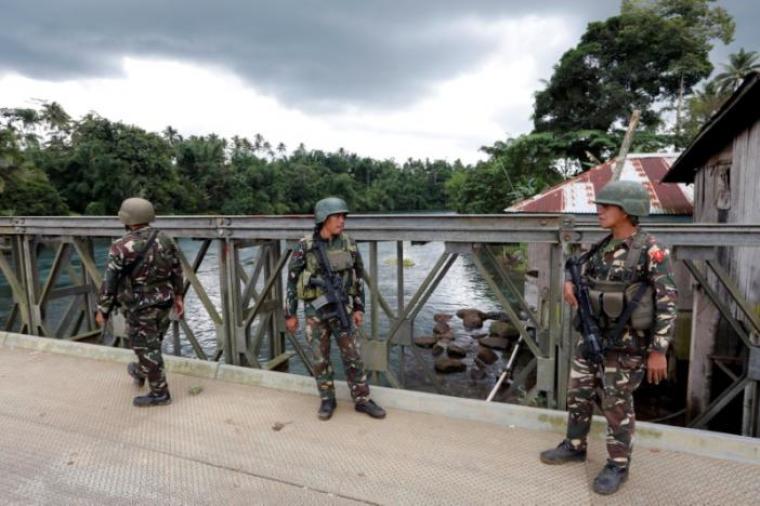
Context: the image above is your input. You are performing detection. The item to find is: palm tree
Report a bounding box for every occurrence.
[253,133,264,152]
[714,49,760,94]
[262,141,274,160]
[39,101,71,132]
[162,125,181,145]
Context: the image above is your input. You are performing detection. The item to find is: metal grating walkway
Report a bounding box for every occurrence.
[0,346,758,505]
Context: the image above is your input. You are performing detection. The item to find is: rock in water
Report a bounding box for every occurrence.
[456,308,487,330]
[413,335,437,348]
[476,346,499,365]
[433,321,451,335]
[489,320,520,340]
[447,343,468,358]
[435,331,454,342]
[434,357,466,373]
[484,310,507,321]
[480,336,510,350]
[434,313,453,323]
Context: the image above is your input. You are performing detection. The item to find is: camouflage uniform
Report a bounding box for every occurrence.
[566,228,678,466]
[97,226,183,395]
[285,232,370,403]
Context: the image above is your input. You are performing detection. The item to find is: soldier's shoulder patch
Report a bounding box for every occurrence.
[648,243,669,264]
[111,235,132,251]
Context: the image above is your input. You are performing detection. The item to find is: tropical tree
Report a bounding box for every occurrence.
[533,0,734,166]
[0,111,68,215]
[713,48,760,94]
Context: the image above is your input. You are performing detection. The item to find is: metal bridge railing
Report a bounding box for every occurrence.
[0,214,759,435]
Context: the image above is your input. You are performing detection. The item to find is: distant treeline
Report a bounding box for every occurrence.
[0,103,566,216]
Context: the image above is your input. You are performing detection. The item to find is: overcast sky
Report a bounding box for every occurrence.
[1,1,757,163]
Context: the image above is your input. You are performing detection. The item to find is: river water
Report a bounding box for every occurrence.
[0,239,524,400]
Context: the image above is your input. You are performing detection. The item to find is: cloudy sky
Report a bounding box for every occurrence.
[1,1,757,163]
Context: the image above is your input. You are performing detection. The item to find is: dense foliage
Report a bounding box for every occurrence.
[534,0,734,164]
[0,106,480,215]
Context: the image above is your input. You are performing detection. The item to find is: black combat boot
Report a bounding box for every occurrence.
[539,439,587,465]
[127,362,146,387]
[592,462,629,495]
[355,399,386,419]
[318,399,337,420]
[133,391,172,407]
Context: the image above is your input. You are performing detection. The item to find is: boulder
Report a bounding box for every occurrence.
[456,308,487,330]
[435,331,454,342]
[489,320,520,341]
[434,357,466,374]
[433,322,451,335]
[447,343,468,358]
[413,335,437,348]
[476,346,499,365]
[480,336,510,350]
[434,313,453,323]
[484,310,507,321]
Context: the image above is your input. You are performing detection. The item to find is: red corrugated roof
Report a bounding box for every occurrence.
[506,154,693,215]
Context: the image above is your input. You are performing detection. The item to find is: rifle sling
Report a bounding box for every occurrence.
[579,231,651,347]
[109,229,160,314]
[608,280,650,344]
[313,236,352,331]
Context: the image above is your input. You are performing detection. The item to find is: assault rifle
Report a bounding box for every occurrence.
[310,238,353,334]
[565,256,604,364]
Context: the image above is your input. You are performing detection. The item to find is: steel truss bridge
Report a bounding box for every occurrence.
[1,214,758,436]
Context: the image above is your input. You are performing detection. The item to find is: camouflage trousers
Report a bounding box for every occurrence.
[566,347,645,467]
[126,306,171,394]
[304,316,370,403]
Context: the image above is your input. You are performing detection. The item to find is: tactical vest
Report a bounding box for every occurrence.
[586,233,655,333]
[117,230,176,310]
[296,234,359,301]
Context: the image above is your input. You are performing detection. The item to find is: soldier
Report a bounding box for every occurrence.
[95,197,184,407]
[285,197,386,421]
[539,180,678,495]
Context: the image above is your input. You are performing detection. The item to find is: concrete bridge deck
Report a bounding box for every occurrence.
[0,333,758,505]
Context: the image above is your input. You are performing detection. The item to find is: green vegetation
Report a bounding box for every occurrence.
[0,1,746,216]
[383,257,416,268]
[1,106,466,216]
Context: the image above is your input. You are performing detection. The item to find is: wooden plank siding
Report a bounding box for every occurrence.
[688,117,760,422]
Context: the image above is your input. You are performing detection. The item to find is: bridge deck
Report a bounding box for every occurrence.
[0,343,758,505]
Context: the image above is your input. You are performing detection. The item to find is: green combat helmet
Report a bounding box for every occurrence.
[314,197,349,224]
[594,180,650,217]
[118,197,156,225]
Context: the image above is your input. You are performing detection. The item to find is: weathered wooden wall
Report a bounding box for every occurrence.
[688,117,760,425]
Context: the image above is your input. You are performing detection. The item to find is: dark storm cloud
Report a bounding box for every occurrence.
[1,1,756,109]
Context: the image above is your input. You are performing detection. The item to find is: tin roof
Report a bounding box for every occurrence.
[506,154,693,215]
